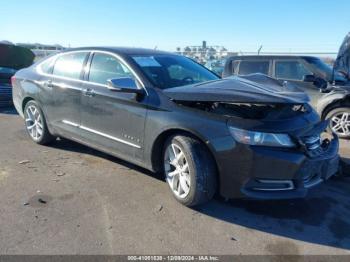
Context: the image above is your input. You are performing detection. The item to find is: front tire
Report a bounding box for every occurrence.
[163,135,217,207]
[24,100,56,145]
[325,107,350,139]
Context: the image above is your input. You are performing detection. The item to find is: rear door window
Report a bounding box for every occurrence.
[238,61,269,75]
[275,60,311,80]
[52,52,88,79]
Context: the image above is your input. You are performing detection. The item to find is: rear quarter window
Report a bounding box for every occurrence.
[38,56,56,74]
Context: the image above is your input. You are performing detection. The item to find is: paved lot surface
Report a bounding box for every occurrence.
[0,107,350,255]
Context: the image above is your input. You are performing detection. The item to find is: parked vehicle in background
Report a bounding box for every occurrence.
[223,52,350,138]
[204,59,226,76]
[319,32,350,138]
[0,43,34,107]
[12,47,339,206]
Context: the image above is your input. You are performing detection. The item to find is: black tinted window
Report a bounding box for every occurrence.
[238,61,269,75]
[89,53,133,85]
[275,61,311,80]
[53,52,87,79]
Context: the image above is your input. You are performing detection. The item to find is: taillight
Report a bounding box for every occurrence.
[10,76,15,87]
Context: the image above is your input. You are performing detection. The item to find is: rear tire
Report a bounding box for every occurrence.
[24,100,56,145]
[325,107,350,139]
[163,135,217,207]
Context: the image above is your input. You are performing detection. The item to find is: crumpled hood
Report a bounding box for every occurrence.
[0,44,35,70]
[334,32,350,80]
[163,74,309,104]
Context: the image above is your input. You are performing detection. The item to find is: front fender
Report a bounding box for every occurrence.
[143,107,231,172]
[316,89,350,117]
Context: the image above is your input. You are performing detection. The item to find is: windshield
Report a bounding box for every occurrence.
[132,55,219,89]
[304,57,346,82]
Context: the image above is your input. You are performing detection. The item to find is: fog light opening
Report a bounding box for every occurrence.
[252,179,295,191]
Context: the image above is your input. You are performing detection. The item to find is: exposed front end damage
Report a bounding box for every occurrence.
[239,122,339,200]
[177,101,309,120]
[167,76,340,200]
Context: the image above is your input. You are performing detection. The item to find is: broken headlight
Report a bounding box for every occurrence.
[229,127,296,148]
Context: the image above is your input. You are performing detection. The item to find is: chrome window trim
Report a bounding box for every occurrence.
[61,120,79,127]
[36,49,146,91]
[62,120,141,149]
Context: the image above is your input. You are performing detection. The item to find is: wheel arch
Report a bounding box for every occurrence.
[21,97,56,136]
[22,96,35,113]
[321,96,350,119]
[150,128,219,177]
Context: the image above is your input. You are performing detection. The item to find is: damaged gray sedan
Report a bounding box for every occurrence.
[12,47,339,206]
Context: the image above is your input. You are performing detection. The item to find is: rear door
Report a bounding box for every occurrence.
[273,59,321,106]
[42,51,89,135]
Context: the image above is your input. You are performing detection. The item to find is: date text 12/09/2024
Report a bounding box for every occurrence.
[127,256,219,261]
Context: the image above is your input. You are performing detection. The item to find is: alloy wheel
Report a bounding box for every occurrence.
[25,105,44,141]
[164,143,191,199]
[330,112,350,137]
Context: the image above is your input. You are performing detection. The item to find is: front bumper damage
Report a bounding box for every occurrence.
[217,121,340,200]
[241,136,339,199]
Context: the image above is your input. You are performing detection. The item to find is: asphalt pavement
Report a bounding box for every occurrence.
[0,107,350,255]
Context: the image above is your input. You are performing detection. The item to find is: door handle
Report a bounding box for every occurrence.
[43,80,54,88]
[83,88,95,97]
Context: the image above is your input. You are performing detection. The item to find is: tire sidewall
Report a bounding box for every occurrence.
[24,100,50,144]
[325,107,350,138]
[163,135,215,206]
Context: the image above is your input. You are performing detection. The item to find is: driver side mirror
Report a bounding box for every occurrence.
[107,78,145,97]
[313,77,332,93]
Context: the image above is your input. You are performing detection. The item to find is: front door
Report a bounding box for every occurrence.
[80,52,147,162]
[273,59,322,107]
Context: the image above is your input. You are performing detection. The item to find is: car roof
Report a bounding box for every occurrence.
[61,46,174,56]
[227,55,318,60]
